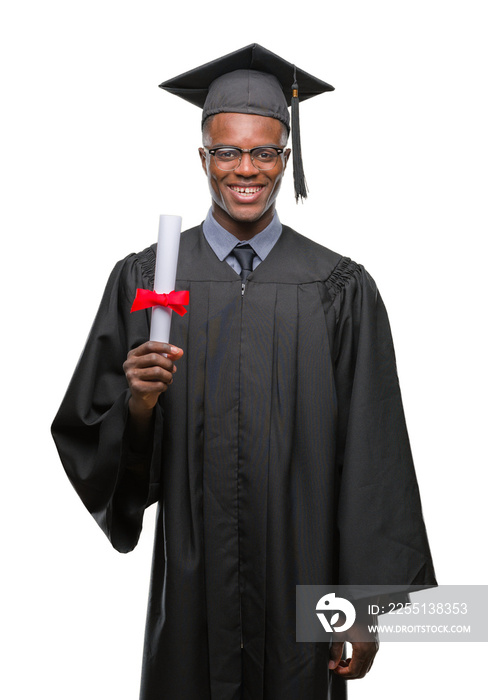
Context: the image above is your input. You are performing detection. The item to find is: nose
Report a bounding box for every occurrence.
[234,152,259,176]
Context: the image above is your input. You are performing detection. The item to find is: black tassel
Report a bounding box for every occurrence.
[291,67,308,202]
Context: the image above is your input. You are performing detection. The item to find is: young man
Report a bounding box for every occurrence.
[52,45,436,700]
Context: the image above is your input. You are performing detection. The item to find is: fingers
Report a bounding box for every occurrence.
[129,365,175,385]
[124,342,184,379]
[328,642,344,671]
[331,641,378,679]
[128,341,184,360]
[129,353,177,372]
[124,341,184,412]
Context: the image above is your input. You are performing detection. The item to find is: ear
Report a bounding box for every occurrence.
[283,148,292,170]
[198,147,208,175]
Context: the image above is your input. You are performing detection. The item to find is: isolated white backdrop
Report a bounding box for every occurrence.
[1,1,487,699]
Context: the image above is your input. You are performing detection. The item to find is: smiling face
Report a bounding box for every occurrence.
[199,112,291,239]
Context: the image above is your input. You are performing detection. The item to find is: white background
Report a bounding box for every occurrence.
[2,1,487,698]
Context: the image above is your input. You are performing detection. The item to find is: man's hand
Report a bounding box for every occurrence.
[124,341,184,421]
[329,617,379,680]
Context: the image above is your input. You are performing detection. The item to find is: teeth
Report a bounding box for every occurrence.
[231,186,263,194]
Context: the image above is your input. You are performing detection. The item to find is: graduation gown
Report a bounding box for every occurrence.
[52,224,436,700]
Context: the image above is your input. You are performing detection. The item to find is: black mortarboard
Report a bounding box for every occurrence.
[159,44,334,201]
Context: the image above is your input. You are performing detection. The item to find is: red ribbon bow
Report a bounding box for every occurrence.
[130,288,189,316]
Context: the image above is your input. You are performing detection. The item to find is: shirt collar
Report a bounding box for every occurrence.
[202,209,282,262]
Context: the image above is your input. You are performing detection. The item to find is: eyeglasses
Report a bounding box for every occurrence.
[204,146,285,171]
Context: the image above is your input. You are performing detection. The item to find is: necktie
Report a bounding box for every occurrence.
[233,244,256,284]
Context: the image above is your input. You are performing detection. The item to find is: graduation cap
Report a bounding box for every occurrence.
[159,44,334,201]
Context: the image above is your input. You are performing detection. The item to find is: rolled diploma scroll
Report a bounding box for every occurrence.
[149,214,182,342]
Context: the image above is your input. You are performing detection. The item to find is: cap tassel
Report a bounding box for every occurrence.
[291,68,308,202]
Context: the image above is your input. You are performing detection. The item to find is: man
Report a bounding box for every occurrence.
[52,45,436,699]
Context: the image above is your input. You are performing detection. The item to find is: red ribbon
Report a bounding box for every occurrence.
[130,288,189,316]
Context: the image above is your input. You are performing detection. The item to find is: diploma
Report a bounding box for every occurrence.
[130,215,188,334]
[150,214,182,342]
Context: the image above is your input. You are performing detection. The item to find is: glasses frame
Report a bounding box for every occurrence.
[204,146,285,171]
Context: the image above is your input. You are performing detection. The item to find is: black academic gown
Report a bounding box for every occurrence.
[52,224,436,700]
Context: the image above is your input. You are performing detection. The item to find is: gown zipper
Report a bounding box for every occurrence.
[240,279,245,648]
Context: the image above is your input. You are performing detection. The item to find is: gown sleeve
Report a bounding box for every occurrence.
[327,258,437,591]
[51,250,162,553]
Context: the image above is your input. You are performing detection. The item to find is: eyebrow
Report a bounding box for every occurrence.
[207,144,283,149]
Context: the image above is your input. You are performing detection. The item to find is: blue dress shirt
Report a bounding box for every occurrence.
[202,209,282,275]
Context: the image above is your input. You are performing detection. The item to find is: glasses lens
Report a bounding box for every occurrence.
[214,148,241,171]
[211,147,281,171]
[252,148,279,170]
